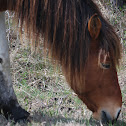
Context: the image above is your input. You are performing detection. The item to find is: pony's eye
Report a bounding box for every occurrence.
[100,63,110,69]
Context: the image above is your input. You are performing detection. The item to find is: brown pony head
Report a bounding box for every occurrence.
[63,13,122,124]
[5,0,122,124]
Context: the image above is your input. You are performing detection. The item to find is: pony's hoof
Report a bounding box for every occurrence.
[3,105,30,122]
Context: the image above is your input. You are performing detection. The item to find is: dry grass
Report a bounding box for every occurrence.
[0,0,125,126]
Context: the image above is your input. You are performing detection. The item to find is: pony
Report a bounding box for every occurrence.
[0,0,122,124]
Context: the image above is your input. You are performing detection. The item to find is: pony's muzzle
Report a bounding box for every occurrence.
[101,109,121,124]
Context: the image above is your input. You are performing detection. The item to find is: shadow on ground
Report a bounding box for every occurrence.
[0,111,126,126]
[28,111,100,126]
[15,111,126,126]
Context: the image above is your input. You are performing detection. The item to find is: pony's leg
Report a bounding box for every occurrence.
[0,12,29,121]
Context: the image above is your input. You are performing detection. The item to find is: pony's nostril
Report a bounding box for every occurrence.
[101,111,112,124]
[116,109,121,121]
[101,109,121,124]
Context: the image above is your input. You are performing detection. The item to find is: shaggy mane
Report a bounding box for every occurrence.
[8,0,121,83]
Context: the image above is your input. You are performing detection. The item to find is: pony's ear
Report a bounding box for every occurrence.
[88,14,102,40]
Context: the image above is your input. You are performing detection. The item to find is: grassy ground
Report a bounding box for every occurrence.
[0,0,126,126]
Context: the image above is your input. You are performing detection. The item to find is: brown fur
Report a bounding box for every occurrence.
[88,14,102,40]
